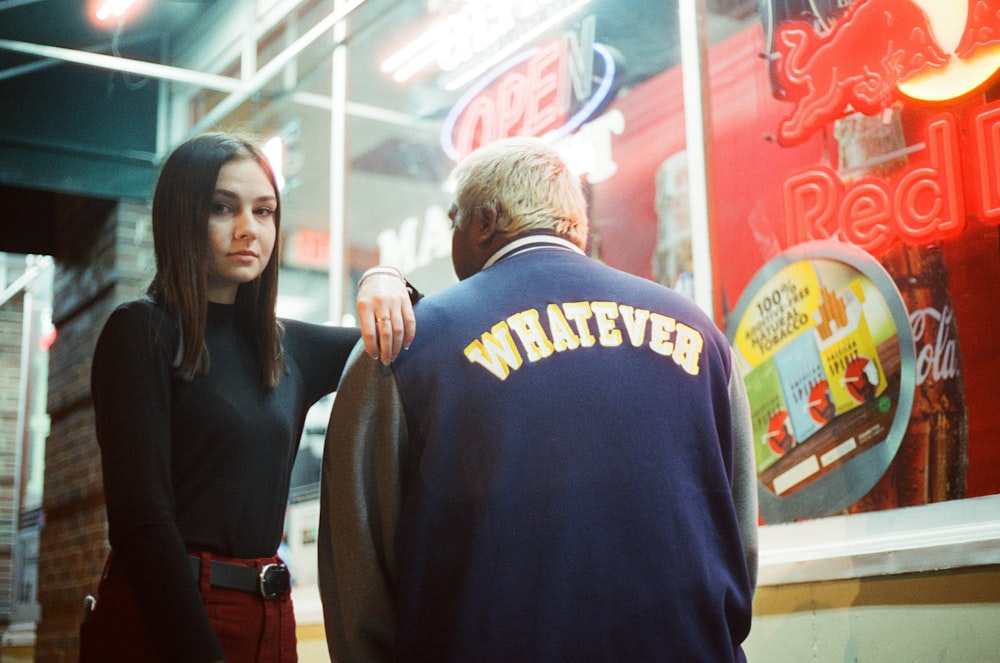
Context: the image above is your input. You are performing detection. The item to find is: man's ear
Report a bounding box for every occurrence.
[474,207,498,245]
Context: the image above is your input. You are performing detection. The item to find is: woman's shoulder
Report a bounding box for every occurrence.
[91,298,179,398]
[112,297,165,317]
[99,298,178,348]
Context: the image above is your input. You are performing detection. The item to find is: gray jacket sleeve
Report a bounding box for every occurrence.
[318,341,407,663]
[728,349,759,592]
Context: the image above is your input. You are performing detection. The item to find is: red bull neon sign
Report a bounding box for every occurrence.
[772,0,1000,147]
[440,22,616,162]
[783,100,1000,254]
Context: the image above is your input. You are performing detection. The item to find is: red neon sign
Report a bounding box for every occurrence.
[772,0,949,147]
[783,102,1000,255]
[440,25,617,162]
[973,102,1000,217]
[449,40,566,159]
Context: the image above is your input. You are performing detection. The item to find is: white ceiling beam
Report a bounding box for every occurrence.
[184,0,370,137]
[0,37,242,91]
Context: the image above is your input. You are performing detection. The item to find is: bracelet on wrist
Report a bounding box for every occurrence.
[358,265,406,288]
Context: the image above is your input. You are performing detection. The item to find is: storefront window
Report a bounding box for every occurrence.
[332,0,1000,581]
[701,0,1000,579]
[190,0,999,592]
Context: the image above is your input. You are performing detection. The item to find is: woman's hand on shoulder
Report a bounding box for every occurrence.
[356,266,416,365]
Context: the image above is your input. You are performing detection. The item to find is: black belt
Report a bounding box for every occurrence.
[189,557,290,600]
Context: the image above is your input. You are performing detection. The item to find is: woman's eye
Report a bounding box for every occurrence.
[254,207,275,218]
[211,201,232,215]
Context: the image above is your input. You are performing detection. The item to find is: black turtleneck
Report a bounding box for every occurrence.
[91,298,359,661]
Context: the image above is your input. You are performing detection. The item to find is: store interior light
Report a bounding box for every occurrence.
[380,26,442,84]
[95,0,135,21]
[441,0,592,92]
[381,0,593,90]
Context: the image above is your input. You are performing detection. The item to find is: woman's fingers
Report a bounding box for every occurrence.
[356,272,416,364]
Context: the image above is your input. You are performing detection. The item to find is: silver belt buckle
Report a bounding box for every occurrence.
[259,563,289,599]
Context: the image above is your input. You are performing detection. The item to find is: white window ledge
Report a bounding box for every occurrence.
[758,494,1000,585]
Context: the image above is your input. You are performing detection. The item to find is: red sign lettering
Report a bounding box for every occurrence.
[440,16,616,162]
[973,102,1000,218]
[784,112,966,255]
[450,41,568,160]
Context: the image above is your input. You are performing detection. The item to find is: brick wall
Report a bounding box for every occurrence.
[35,201,154,662]
[0,289,25,625]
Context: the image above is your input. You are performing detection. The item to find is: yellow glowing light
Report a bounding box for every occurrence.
[899,0,1000,101]
[95,0,136,21]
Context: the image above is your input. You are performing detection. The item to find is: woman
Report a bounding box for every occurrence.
[81,132,416,662]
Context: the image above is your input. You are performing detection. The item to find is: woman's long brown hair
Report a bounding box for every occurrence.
[149,132,285,389]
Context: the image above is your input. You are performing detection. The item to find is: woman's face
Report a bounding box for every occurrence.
[205,158,278,303]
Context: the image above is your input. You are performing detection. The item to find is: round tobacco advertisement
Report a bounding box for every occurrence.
[726,241,916,523]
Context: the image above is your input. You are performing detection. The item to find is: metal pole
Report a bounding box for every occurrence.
[677,0,717,320]
[328,0,348,324]
[187,0,370,138]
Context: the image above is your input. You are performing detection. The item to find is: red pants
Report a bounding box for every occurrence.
[80,551,298,662]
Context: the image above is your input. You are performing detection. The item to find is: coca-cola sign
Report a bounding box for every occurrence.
[910,304,960,386]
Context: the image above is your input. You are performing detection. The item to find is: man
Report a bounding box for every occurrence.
[319,137,758,662]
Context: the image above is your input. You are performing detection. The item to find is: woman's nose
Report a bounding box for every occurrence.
[234,210,257,239]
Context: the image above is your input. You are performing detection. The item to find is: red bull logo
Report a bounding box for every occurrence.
[957,0,1000,58]
[772,0,1000,146]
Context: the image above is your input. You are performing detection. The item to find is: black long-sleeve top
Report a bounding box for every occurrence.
[91,299,358,661]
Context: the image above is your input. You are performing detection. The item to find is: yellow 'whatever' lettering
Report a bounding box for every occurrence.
[464,322,523,380]
[463,301,706,381]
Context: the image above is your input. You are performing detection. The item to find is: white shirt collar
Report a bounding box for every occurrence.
[482,234,585,270]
